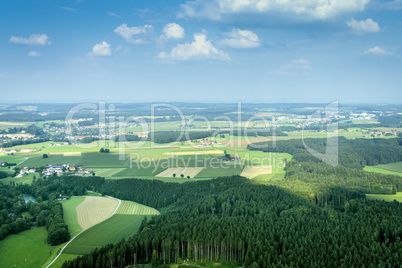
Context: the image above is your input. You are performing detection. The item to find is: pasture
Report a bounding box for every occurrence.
[75,196,119,230]
[366,192,402,202]
[375,161,402,173]
[61,197,85,236]
[1,173,38,185]
[0,227,54,268]
[364,165,402,177]
[64,215,149,255]
[0,154,27,164]
[22,155,82,168]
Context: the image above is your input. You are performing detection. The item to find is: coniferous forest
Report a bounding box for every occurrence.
[59,176,402,268]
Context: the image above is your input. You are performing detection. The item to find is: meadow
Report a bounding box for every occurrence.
[64,214,150,255]
[61,197,85,237]
[0,227,54,268]
[375,161,402,173]
[364,165,402,177]
[366,192,402,202]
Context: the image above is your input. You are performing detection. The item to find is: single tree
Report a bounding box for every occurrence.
[43,153,48,158]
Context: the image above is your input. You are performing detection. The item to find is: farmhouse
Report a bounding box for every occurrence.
[199,140,214,147]
[0,161,5,167]
[20,168,29,175]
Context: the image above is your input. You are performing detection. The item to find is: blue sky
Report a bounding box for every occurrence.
[0,0,401,103]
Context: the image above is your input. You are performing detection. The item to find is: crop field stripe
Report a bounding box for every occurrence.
[116,200,160,215]
[45,197,121,268]
[75,196,119,230]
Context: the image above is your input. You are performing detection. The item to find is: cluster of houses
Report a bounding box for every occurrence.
[365,130,399,137]
[198,140,216,147]
[42,164,92,177]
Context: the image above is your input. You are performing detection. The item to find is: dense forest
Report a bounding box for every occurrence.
[248,137,402,199]
[0,182,70,245]
[59,176,402,268]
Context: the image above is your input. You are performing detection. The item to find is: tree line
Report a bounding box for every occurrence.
[61,176,402,268]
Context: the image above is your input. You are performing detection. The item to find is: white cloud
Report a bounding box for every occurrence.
[178,0,370,21]
[282,59,312,70]
[273,58,311,75]
[28,51,41,57]
[364,46,392,55]
[347,18,380,33]
[114,23,153,44]
[383,0,402,10]
[62,7,77,12]
[162,23,185,39]
[91,41,112,56]
[219,29,260,48]
[107,12,120,17]
[158,32,229,61]
[9,34,51,45]
[0,72,12,79]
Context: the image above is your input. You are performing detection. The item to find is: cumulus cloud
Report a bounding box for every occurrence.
[28,51,41,57]
[178,0,370,21]
[91,41,112,56]
[162,23,185,39]
[364,46,392,55]
[114,23,153,44]
[158,32,229,61]
[347,18,380,33]
[9,34,51,45]
[219,29,260,48]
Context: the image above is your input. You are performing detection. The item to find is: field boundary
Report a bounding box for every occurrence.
[45,196,121,268]
[10,157,28,171]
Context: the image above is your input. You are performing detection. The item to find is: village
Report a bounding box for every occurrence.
[17,164,93,177]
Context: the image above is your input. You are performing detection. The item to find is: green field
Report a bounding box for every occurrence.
[116,200,160,215]
[0,227,55,268]
[375,162,402,173]
[22,155,82,168]
[366,192,402,202]
[64,214,148,255]
[0,154,27,164]
[364,165,402,177]
[61,197,85,236]
[0,172,38,185]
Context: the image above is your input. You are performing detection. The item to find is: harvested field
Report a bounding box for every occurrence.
[155,167,204,178]
[76,196,119,230]
[240,165,272,179]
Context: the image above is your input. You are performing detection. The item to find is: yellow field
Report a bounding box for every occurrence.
[116,200,160,215]
[155,167,204,178]
[164,150,224,156]
[64,152,82,156]
[76,196,119,230]
[241,165,272,179]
